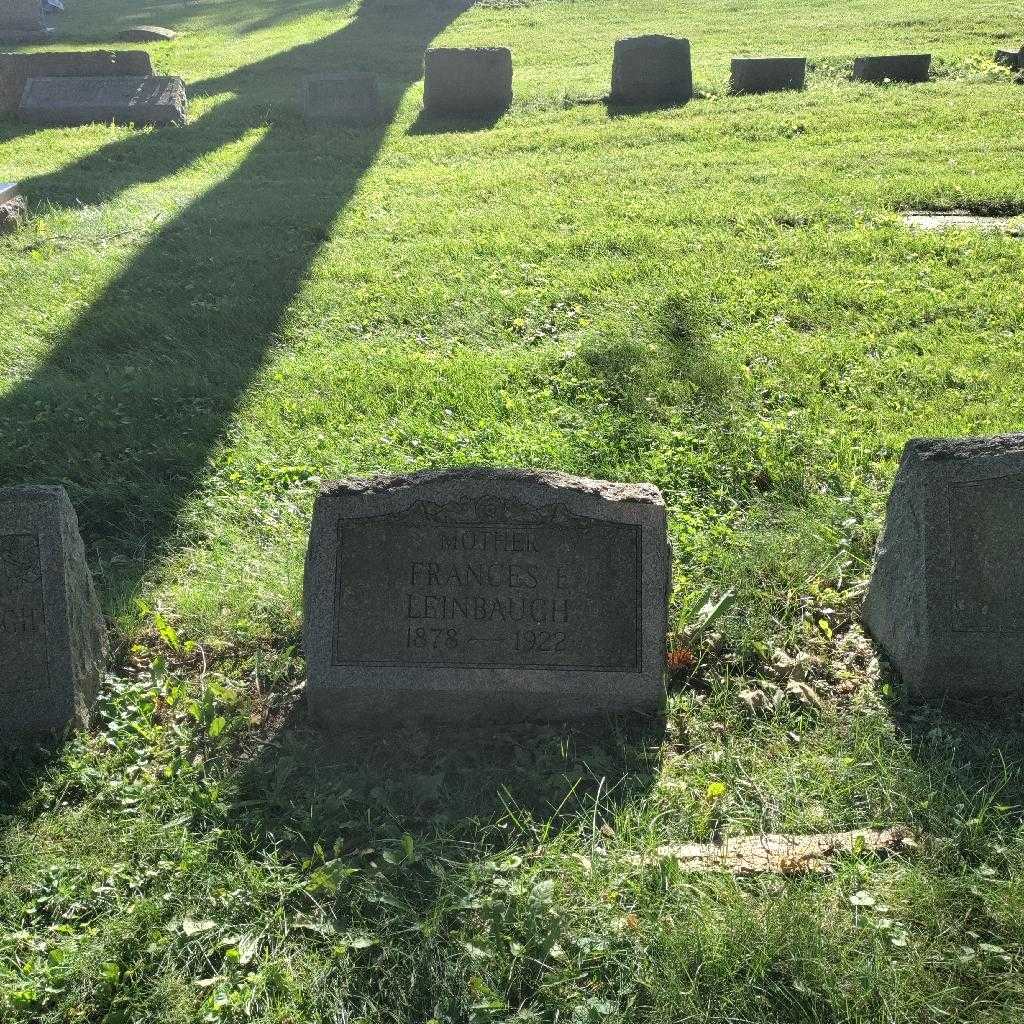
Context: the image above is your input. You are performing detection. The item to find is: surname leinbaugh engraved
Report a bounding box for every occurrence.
[950,475,1024,633]
[0,533,49,692]
[332,499,642,671]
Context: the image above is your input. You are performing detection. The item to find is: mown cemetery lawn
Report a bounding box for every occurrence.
[1,0,1023,1020]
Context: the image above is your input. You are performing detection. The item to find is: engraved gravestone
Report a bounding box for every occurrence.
[864,433,1024,700]
[610,35,693,107]
[0,486,106,738]
[852,54,931,84]
[304,469,669,725]
[18,75,187,127]
[422,47,513,116]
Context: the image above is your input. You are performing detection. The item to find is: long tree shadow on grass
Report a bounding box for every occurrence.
[0,0,473,595]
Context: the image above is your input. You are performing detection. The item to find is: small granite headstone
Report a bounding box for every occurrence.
[300,72,383,126]
[118,26,177,43]
[0,50,154,115]
[0,0,52,44]
[995,48,1023,70]
[865,433,1024,700]
[0,180,24,234]
[0,486,106,738]
[19,75,188,127]
[852,54,931,84]
[304,468,669,726]
[730,56,806,95]
[610,35,693,106]
[422,46,513,116]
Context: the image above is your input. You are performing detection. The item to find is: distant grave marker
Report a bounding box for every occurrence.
[865,433,1024,700]
[19,75,188,127]
[422,46,512,116]
[0,180,24,234]
[0,50,154,115]
[852,54,931,84]
[118,26,177,42]
[301,72,383,126]
[610,35,693,106]
[730,57,806,95]
[0,486,106,739]
[0,0,52,44]
[304,469,669,725]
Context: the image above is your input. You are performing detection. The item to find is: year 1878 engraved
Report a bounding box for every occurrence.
[332,510,642,672]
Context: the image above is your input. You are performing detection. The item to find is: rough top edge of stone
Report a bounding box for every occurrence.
[616,34,690,46]
[317,468,665,506]
[425,46,511,56]
[901,432,1024,463]
[0,483,71,505]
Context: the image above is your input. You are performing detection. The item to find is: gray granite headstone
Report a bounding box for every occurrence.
[730,57,806,95]
[304,469,669,726]
[0,50,154,115]
[422,46,512,116]
[995,49,1023,70]
[0,0,52,44]
[852,54,931,84]
[0,486,106,738]
[865,434,1024,701]
[19,75,187,127]
[610,35,693,106]
[300,72,383,125]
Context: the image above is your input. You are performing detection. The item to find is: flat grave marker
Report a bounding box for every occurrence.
[304,468,669,725]
[19,75,187,127]
[0,486,106,738]
[865,433,1024,701]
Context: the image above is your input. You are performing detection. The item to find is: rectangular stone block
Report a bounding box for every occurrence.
[852,54,931,84]
[304,469,669,726]
[730,57,806,95]
[423,46,512,116]
[0,50,154,115]
[864,433,1024,702]
[18,75,187,127]
[995,49,1022,70]
[0,486,106,738]
[0,0,51,44]
[610,35,692,106]
[300,72,383,126]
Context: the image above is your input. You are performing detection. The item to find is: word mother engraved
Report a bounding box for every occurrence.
[305,469,669,725]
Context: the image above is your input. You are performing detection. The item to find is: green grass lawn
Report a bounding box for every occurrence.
[2,0,1024,1020]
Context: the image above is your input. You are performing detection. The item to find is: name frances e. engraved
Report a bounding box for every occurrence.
[331,502,642,671]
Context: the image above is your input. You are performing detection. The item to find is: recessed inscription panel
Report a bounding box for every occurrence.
[0,532,49,695]
[949,474,1024,633]
[332,508,641,671]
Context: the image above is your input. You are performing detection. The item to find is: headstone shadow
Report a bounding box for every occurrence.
[406,105,507,135]
[226,694,664,859]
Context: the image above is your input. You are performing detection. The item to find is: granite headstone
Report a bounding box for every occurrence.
[0,486,106,738]
[300,72,383,125]
[0,0,52,44]
[610,35,693,106]
[304,468,669,725]
[853,54,931,84]
[0,50,154,115]
[730,56,806,94]
[19,75,188,127]
[422,46,512,116]
[865,433,1024,700]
